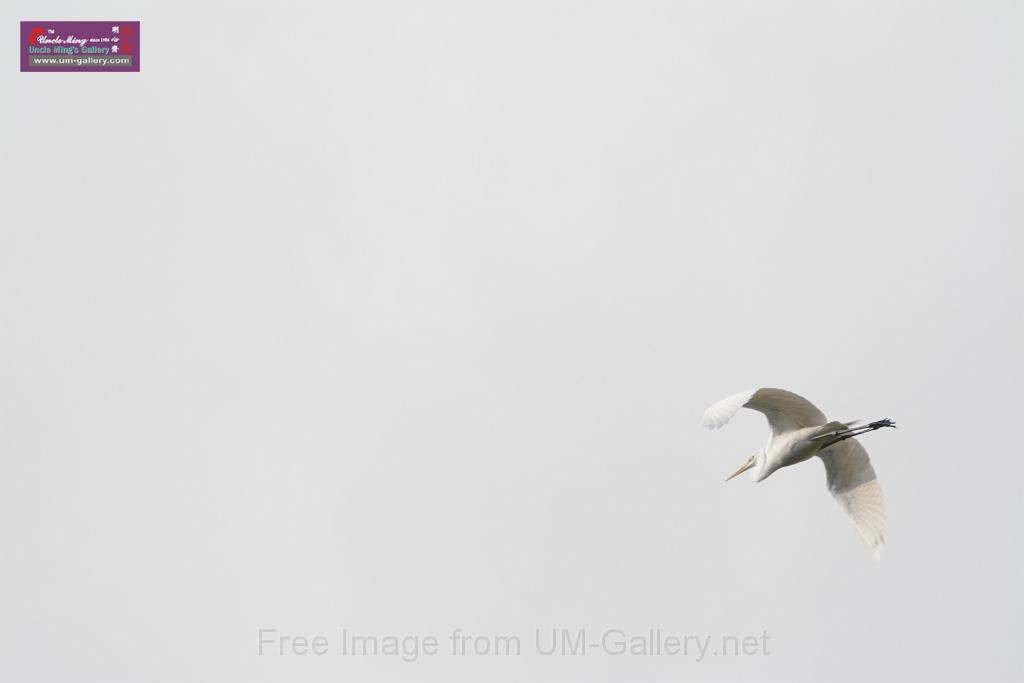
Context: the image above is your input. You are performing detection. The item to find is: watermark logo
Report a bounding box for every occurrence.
[257,627,772,663]
[20,21,140,72]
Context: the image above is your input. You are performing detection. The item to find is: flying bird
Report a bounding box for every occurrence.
[703,388,894,558]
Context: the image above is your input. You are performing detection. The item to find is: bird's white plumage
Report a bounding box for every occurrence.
[703,387,827,435]
[703,386,889,558]
[701,388,757,429]
[819,439,887,558]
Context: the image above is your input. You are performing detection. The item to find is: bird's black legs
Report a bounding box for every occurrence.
[818,419,896,447]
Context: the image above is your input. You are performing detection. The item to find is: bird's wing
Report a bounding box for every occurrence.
[702,387,828,435]
[818,438,886,559]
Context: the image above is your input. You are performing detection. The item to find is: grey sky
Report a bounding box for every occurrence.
[2,1,1021,681]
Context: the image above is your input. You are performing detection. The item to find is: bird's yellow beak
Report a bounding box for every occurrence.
[725,455,755,482]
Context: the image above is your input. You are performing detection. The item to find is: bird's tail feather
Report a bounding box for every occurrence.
[810,421,855,440]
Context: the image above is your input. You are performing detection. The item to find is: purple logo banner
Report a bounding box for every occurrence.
[21,21,140,72]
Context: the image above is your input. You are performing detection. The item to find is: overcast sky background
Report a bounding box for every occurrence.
[2,1,1022,681]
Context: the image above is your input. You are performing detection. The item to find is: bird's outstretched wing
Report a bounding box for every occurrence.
[702,387,828,435]
[818,438,887,558]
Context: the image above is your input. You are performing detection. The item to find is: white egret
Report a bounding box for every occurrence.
[703,388,894,558]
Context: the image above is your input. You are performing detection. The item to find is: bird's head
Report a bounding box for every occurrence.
[725,451,768,482]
